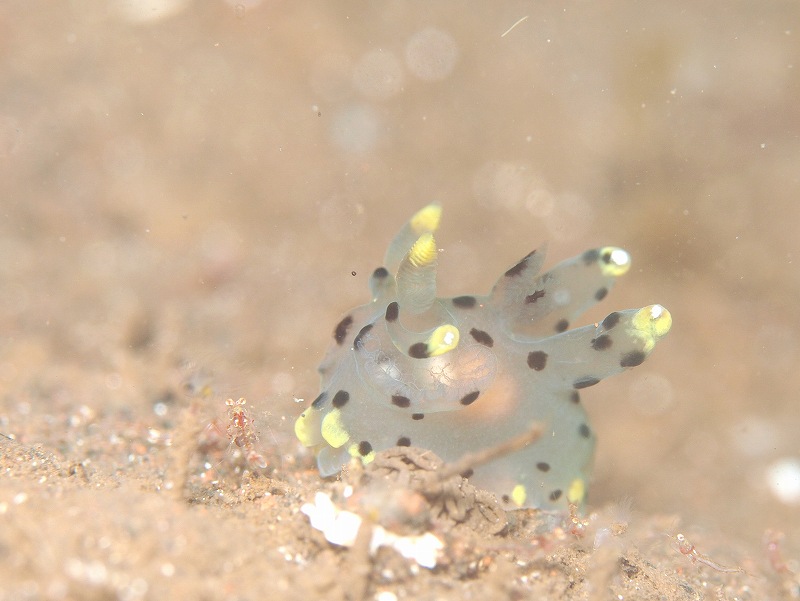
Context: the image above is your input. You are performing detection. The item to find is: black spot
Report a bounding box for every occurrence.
[357,440,373,456]
[525,289,546,303]
[574,377,600,389]
[372,266,389,279]
[459,391,480,406]
[555,319,569,333]
[570,391,581,404]
[353,324,373,350]
[412,413,425,420]
[602,312,621,330]
[408,342,429,359]
[591,334,613,350]
[396,436,411,447]
[595,287,608,301]
[311,392,327,408]
[469,328,494,348]
[502,494,511,504]
[579,424,591,438]
[600,248,616,265]
[452,295,477,308]
[549,489,563,502]
[527,351,548,371]
[536,462,551,472]
[332,390,350,408]
[504,251,535,277]
[620,350,647,367]
[333,315,353,345]
[385,301,399,322]
[460,468,474,479]
[582,249,600,264]
[391,395,411,408]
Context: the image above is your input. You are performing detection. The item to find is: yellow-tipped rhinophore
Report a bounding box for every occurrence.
[426,324,460,357]
[599,247,632,277]
[397,233,439,314]
[408,233,437,268]
[321,409,350,449]
[630,304,672,353]
[384,204,442,273]
[410,203,442,235]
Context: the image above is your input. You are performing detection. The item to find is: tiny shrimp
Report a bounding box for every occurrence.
[671,533,743,574]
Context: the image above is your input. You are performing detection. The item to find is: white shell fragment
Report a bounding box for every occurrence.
[302,492,363,547]
[301,492,444,568]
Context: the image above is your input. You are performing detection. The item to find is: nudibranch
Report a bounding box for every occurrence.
[295,204,671,511]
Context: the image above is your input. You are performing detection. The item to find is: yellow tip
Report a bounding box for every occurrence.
[511,484,527,507]
[321,409,350,449]
[567,478,586,505]
[599,247,631,277]
[426,324,460,357]
[408,233,437,268]
[410,204,442,234]
[631,304,672,352]
[294,412,315,447]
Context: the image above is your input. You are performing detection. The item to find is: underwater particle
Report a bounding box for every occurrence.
[472,160,532,210]
[113,0,191,22]
[352,49,405,100]
[318,194,367,241]
[539,192,594,243]
[500,15,529,38]
[405,27,459,81]
[627,373,674,416]
[271,371,296,395]
[221,0,263,11]
[330,104,380,154]
[309,52,353,102]
[728,416,779,458]
[766,458,800,505]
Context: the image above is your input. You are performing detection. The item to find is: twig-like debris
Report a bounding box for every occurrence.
[501,15,529,38]
[433,422,544,482]
[171,398,204,502]
[358,423,542,532]
[347,519,374,601]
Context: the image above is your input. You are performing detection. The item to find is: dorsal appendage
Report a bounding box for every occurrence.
[598,247,631,277]
[630,304,672,353]
[424,324,460,357]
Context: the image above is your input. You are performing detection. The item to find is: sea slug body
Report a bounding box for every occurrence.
[295,204,671,511]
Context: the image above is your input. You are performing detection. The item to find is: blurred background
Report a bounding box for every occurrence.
[1,0,798,555]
